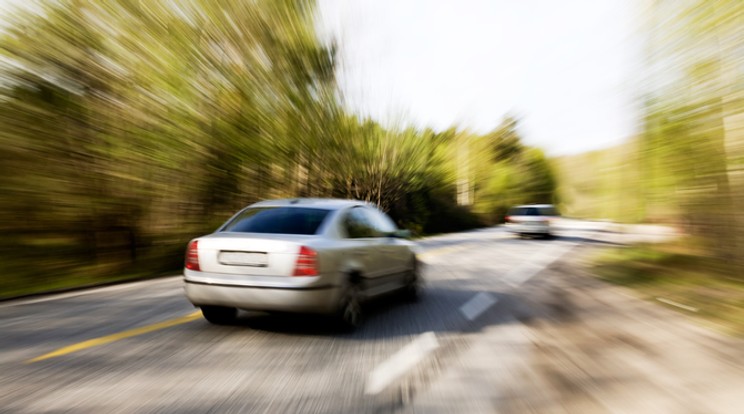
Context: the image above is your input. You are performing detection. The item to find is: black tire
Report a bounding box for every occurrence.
[201,306,238,325]
[402,260,423,302]
[336,280,363,331]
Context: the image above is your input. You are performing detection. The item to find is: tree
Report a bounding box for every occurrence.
[637,0,743,267]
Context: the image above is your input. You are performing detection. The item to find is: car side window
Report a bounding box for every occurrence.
[344,207,377,238]
[365,207,397,235]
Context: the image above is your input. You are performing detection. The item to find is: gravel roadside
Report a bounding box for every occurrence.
[406,245,744,413]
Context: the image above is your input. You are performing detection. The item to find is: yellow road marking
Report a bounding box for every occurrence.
[27,311,202,363]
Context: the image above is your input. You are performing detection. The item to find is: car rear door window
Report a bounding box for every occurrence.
[344,207,377,238]
[221,207,330,235]
[365,207,397,235]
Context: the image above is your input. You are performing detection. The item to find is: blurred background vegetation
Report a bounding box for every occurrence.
[0,0,556,297]
[1,0,741,299]
[559,0,744,326]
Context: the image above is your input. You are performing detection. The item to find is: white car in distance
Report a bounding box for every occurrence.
[505,204,559,238]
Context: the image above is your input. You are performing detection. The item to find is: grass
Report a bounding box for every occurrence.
[0,245,185,301]
[591,242,744,337]
[0,266,180,301]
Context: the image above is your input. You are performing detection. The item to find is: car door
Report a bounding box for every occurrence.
[364,207,411,292]
[342,207,384,288]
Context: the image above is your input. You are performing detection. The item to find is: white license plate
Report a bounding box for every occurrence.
[219,251,268,267]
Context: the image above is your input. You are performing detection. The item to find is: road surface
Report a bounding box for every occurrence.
[1,222,742,413]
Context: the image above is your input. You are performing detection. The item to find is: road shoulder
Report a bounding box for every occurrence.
[407,245,744,413]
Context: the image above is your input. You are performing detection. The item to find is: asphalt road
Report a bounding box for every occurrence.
[1,222,740,413]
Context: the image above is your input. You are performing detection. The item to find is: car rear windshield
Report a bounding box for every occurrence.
[508,206,558,216]
[540,207,558,216]
[221,207,331,235]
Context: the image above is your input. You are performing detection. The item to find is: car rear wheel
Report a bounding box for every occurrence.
[336,280,363,331]
[402,261,423,302]
[201,306,238,325]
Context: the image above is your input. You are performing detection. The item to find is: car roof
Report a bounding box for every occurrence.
[249,198,370,210]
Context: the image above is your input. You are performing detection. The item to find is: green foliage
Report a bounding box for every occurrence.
[553,140,644,223]
[0,0,556,296]
[592,243,744,336]
[475,146,557,223]
[638,0,744,265]
[556,0,744,272]
[486,115,524,162]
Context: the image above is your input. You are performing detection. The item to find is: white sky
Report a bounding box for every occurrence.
[0,0,644,156]
[319,0,645,155]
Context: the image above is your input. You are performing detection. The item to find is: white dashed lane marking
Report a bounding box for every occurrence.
[502,242,576,287]
[365,332,440,395]
[656,297,699,312]
[460,292,498,321]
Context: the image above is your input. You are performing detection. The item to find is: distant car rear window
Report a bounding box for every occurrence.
[507,208,523,216]
[540,207,558,216]
[508,206,558,216]
[221,207,331,235]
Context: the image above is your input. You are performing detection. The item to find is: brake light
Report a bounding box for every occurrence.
[185,240,200,271]
[505,216,511,223]
[293,246,318,276]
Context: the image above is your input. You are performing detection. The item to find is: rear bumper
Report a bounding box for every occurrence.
[505,223,552,234]
[184,280,340,314]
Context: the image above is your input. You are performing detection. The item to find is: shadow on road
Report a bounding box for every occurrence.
[205,285,525,341]
[554,235,625,246]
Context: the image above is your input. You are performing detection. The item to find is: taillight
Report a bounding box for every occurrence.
[505,216,511,223]
[185,240,200,271]
[293,246,318,276]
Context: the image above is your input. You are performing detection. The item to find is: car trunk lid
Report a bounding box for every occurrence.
[196,233,317,276]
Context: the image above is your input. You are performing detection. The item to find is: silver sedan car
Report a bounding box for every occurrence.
[184,198,421,329]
